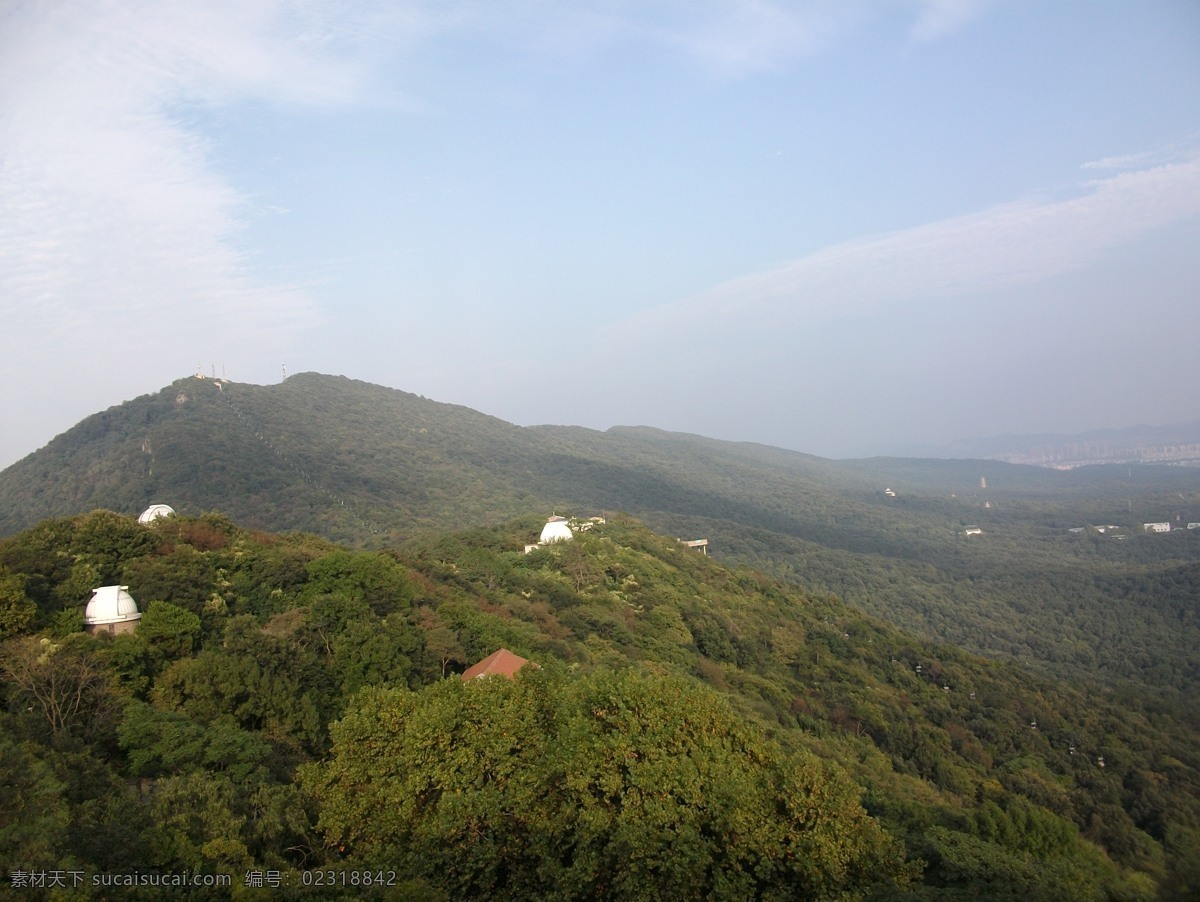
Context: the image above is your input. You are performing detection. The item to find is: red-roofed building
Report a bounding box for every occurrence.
[461,648,534,681]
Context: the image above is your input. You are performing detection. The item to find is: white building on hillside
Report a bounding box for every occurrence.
[138,503,175,524]
[524,515,577,553]
[84,585,142,635]
[539,516,574,544]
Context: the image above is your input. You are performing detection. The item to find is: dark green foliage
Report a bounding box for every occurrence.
[0,734,70,868]
[122,544,217,616]
[0,508,1196,896]
[0,567,35,638]
[152,616,335,765]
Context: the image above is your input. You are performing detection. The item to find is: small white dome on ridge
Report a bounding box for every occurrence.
[138,504,175,524]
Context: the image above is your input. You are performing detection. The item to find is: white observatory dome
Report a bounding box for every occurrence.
[138,503,175,524]
[85,585,142,626]
[539,516,574,544]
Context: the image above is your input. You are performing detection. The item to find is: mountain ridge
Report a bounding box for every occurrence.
[1,372,1197,705]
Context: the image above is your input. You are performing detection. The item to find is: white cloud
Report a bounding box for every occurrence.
[0,1,437,353]
[1082,134,1200,172]
[640,0,991,74]
[656,1,844,74]
[613,150,1200,340]
[906,0,992,43]
[0,1,417,465]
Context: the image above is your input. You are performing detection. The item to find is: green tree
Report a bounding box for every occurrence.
[0,734,70,868]
[0,569,36,639]
[305,550,414,616]
[138,599,202,663]
[153,616,333,763]
[303,667,908,900]
[1,636,118,742]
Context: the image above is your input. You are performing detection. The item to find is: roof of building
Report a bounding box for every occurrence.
[461,648,532,681]
[85,585,142,625]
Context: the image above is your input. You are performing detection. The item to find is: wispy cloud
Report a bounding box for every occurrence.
[0,2,407,372]
[1081,134,1200,172]
[612,149,1200,340]
[0,1,424,464]
[636,0,991,74]
[907,0,993,43]
[654,1,844,74]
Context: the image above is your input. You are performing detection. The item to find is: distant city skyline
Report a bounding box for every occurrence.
[2,1,1198,467]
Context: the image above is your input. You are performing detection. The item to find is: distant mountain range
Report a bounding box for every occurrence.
[899,422,1200,468]
[2,372,1198,702]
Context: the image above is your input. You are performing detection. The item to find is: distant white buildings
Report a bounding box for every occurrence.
[1143,522,1171,534]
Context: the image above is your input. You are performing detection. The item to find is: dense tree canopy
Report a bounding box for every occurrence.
[303,667,908,900]
[0,508,1195,898]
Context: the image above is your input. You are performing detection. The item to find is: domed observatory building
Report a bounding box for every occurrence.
[539,516,574,544]
[138,503,175,524]
[84,585,142,636]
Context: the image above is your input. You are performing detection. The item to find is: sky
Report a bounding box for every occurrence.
[1,0,1198,467]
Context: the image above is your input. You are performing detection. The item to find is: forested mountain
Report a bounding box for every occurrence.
[1,510,1198,897]
[1,372,1197,708]
[2,374,1200,710]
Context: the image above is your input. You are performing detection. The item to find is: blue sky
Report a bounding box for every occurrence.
[2,1,1198,467]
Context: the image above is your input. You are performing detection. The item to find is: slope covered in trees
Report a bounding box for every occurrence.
[1,509,1197,897]
[1,372,1197,708]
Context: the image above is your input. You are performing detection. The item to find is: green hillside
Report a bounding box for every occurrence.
[1,372,1197,708]
[2,510,1197,897]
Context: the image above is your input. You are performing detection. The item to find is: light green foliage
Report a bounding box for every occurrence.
[148,772,252,873]
[303,667,908,899]
[304,550,414,616]
[330,615,419,693]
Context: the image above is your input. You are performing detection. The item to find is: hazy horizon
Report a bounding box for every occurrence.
[3,2,1198,467]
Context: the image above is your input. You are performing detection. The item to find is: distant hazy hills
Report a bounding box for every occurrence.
[900,421,1200,468]
[2,372,1198,698]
